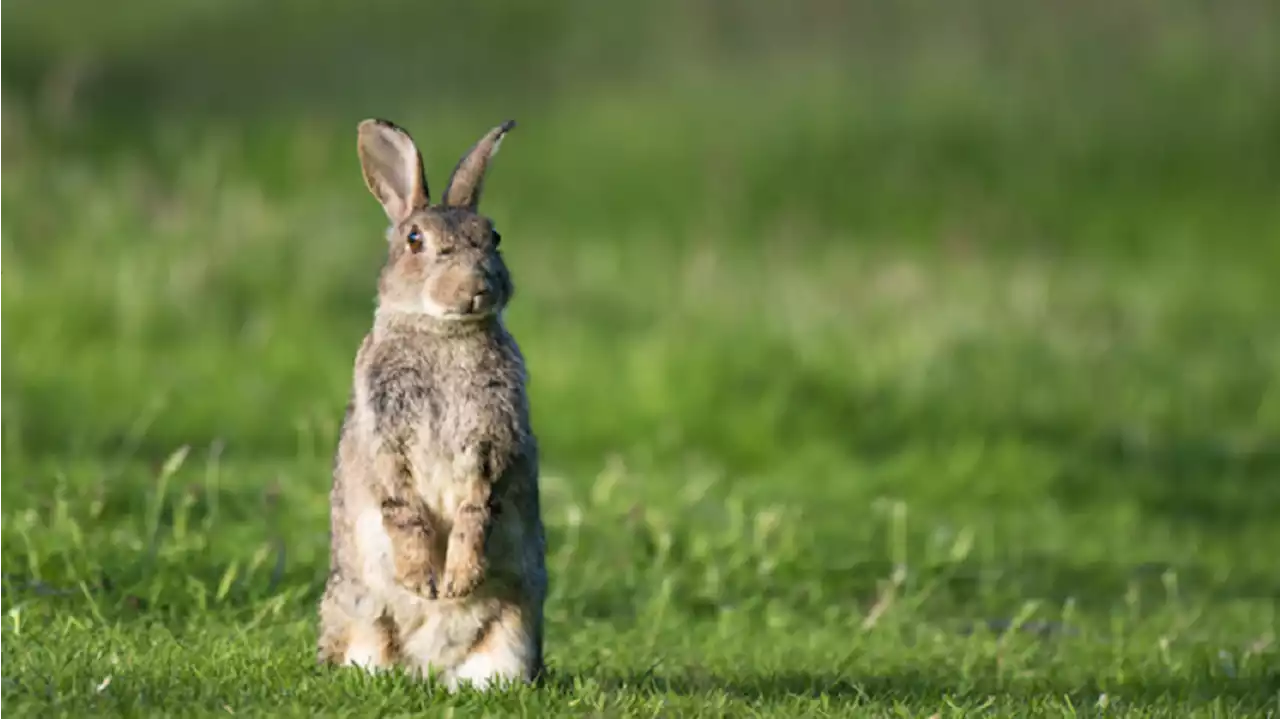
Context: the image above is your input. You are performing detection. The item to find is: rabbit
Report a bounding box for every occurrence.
[317,118,546,692]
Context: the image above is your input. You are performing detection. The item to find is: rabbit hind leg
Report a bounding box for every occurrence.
[318,579,398,671]
[445,601,539,692]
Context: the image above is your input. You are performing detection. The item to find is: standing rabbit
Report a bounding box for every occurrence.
[317,118,546,691]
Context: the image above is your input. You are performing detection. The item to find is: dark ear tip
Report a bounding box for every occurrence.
[499,119,516,134]
[358,118,406,136]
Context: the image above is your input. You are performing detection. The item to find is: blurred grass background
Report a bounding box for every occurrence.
[3,0,1280,715]
[6,0,1278,458]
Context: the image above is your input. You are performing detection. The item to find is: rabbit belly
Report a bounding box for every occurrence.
[353,505,400,595]
[348,500,539,689]
[409,448,478,522]
[397,598,539,691]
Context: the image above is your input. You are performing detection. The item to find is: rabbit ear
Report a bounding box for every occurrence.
[357,119,430,222]
[442,120,515,210]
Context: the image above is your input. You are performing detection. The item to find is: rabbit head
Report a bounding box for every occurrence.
[357,118,516,322]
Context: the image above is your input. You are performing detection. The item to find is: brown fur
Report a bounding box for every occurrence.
[317,118,546,690]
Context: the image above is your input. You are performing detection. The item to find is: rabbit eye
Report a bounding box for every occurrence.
[406,228,423,250]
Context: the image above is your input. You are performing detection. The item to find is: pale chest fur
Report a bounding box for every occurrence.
[355,326,531,517]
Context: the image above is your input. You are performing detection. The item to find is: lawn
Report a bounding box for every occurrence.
[3,2,1279,716]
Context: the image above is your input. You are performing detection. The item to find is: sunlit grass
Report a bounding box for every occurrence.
[4,5,1280,709]
[4,150,1279,714]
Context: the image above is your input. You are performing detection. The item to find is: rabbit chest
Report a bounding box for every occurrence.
[360,331,529,515]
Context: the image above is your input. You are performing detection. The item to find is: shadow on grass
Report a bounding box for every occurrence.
[545,669,1280,709]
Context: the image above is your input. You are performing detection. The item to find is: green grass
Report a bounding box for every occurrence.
[4,2,1280,716]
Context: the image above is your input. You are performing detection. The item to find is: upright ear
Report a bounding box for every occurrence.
[442,120,516,210]
[357,119,430,223]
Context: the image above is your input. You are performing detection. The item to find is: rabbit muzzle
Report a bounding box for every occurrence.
[424,265,504,320]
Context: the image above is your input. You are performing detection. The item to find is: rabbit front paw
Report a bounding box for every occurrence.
[441,550,486,599]
[394,550,440,599]
[402,567,439,599]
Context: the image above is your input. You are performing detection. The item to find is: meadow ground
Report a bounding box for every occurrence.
[3,2,1280,716]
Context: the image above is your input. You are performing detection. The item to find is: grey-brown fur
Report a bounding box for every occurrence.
[317,118,546,690]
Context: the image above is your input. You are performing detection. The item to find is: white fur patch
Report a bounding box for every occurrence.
[355,508,394,592]
[400,611,451,661]
[448,645,524,692]
[374,294,498,322]
[396,601,534,692]
[445,619,533,692]
[420,295,458,320]
[343,640,384,670]
[343,621,391,671]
